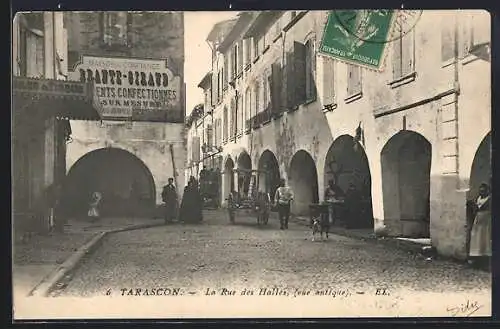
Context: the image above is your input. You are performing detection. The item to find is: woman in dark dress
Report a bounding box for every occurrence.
[179,177,203,224]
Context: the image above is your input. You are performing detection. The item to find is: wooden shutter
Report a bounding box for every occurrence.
[211,71,217,106]
[238,40,244,74]
[392,38,402,79]
[322,56,336,106]
[293,41,307,106]
[271,60,282,117]
[401,31,414,76]
[285,50,295,109]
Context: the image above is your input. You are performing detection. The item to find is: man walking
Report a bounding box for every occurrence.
[161,177,178,224]
[274,178,294,230]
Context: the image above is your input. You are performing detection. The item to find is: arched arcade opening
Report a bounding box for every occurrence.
[324,135,373,229]
[257,150,281,199]
[381,131,432,238]
[62,147,156,218]
[237,151,252,199]
[223,157,235,201]
[289,150,319,216]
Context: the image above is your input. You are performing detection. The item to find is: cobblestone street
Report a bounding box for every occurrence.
[56,210,490,303]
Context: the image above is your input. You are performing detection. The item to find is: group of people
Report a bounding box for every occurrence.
[161,176,203,224]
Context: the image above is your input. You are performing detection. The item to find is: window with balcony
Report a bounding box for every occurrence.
[102,12,129,47]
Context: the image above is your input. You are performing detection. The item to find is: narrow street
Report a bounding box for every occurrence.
[56,211,490,301]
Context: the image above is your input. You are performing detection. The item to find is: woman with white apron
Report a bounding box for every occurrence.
[468,183,491,269]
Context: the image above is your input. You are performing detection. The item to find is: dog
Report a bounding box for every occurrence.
[312,213,330,241]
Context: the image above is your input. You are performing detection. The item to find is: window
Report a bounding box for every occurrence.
[206,124,213,148]
[346,64,362,97]
[392,30,415,79]
[460,12,490,58]
[441,13,456,62]
[223,56,229,88]
[238,96,243,133]
[244,88,251,131]
[254,37,260,58]
[305,37,317,101]
[271,60,283,115]
[230,99,236,138]
[292,41,307,106]
[244,39,251,65]
[321,56,336,110]
[255,82,261,113]
[232,45,238,79]
[263,74,270,110]
[238,40,244,75]
[102,12,128,47]
[223,107,228,142]
[26,29,45,78]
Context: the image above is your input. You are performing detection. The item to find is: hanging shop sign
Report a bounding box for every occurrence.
[69,55,183,122]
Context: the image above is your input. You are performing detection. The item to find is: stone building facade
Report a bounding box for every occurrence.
[12,12,101,236]
[63,12,187,218]
[190,10,491,259]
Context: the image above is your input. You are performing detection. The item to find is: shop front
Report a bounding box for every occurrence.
[12,77,101,237]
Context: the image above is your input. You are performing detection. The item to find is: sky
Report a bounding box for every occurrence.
[184,11,239,116]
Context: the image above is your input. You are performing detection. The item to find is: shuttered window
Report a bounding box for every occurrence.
[255,83,261,114]
[254,37,260,58]
[223,107,228,143]
[26,29,44,78]
[230,100,236,138]
[238,40,244,75]
[263,72,270,111]
[392,30,415,79]
[224,55,229,88]
[244,39,251,65]
[284,50,295,109]
[305,37,317,102]
[441,13,456,62]
[238,94,243,133]
[347,64,362,96]
[102,12,128,46]
[293,41,307,106]
[245,88,251,131]
[206,124,213,148]
[322,56,336,108]
[271,60,283,116]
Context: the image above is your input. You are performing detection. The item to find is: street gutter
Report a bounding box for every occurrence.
[29,222,165,297]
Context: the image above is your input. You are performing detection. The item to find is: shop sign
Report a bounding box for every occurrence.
[13,77,88,97]
[69,55,182,122]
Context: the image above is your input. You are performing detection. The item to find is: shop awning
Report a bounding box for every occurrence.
[12,77,102,121]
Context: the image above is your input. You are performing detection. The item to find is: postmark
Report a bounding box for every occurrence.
[318,10,422,71]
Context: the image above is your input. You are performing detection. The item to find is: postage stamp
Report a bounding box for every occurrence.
[318,10,422,71]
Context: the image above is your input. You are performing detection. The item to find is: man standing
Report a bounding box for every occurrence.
[274,178,294,230]
[161,177,178,224]
[324,179,345,226]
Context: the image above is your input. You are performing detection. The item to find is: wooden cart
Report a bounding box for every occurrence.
[227,168,272,226]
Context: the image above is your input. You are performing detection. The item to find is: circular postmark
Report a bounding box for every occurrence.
[333,9,423,44]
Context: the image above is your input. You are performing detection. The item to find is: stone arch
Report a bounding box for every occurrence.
[381,130,432,238]
[324,134,373,229]
[236,151,252,198]
[62,147,156,218]
[288,149,319,215]
[222,156,235,202]
[468,131,492,200]
[257,149,281,198]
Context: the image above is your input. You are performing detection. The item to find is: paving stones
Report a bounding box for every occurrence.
[58,211,490,298]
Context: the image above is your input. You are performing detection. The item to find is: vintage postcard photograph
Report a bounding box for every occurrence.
[12,9,492,320]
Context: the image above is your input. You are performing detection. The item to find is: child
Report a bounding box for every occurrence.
[88,191,102,223]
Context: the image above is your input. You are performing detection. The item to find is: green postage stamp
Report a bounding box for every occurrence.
[319,10,397,71]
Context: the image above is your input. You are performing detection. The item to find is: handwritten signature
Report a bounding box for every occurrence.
[446,300,483,317]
